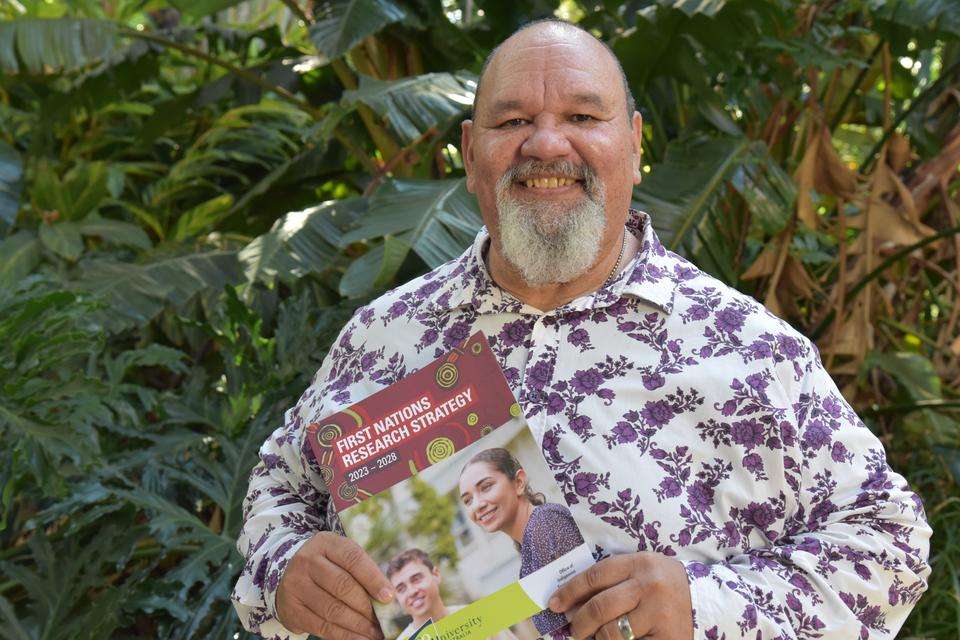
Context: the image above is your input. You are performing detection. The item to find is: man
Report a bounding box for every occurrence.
[385,548,518,640]
[386,549,456,640]
[232,19,931,640]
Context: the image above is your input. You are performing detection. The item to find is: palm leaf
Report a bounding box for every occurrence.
[239,197,366,285]
[309,0,412,60]
[0,19,118,75]
[74,251,243,328]
[338,178,482,296]
[342,72,476,143]
[0,232,40,288]
[634,135,794,282]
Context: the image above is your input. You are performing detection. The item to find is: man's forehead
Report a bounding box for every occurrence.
[392,561,429,579]
[478,26,622,113]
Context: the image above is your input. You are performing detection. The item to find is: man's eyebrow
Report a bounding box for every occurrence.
[570,92,606,110]
[487,99,523,119]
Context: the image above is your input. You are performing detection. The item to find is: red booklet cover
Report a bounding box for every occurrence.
[306,332,593,640]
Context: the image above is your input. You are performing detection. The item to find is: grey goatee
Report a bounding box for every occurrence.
[494,160,607,286]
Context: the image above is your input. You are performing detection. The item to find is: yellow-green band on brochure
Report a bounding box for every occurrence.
[417,582,542,640]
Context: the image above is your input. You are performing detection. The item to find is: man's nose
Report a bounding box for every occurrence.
[520,120,572,160]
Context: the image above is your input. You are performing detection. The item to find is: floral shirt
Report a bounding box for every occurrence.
[232,210,931,640]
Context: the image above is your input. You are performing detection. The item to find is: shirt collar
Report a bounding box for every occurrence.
[427,210,680,316]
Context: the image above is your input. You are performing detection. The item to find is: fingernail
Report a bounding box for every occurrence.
[378,587,393,603]
[548,596,560,612]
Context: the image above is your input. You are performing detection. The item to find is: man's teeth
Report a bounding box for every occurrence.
[523,177,576,189]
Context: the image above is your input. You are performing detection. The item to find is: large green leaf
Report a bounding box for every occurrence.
[77,213,152,250]
[171,194,235,241]
[873,0,960,41]
[339,235,411,298]
[342,72,476,143]
[0,141,22,231]
[0,232,40,288]
[338,178,481,295]
[74,251,244,328]
[0,18,118,75]
[309,0,412,60]
[239,198,366,285]
[634,136,794,281]
[38,222,84,261]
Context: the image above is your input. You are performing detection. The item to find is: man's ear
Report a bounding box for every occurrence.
[432,566,442,584]
[631,111,643,184]
[461,119,475,193]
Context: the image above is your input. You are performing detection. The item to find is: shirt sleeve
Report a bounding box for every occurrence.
[683,340,931,639]
[231,348,342,639]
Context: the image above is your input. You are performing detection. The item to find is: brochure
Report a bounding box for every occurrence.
[306,331,593,640]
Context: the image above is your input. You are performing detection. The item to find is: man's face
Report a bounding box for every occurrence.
[389,560,442,621]
[461,24,642,285]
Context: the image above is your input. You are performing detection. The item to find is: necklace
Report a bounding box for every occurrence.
[602,231,627,288]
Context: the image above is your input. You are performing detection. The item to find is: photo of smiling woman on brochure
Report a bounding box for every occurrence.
[458,448,585,636]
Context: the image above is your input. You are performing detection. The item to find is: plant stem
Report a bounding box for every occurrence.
[810,223,960,340]
[121,28,322,120]
[859,58,960,173]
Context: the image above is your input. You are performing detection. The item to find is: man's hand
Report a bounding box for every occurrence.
[547,552,693,640]
[276,531,392,640]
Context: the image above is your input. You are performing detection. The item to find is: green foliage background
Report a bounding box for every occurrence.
[0,0,958,638]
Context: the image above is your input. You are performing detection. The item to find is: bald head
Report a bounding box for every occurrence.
[472,19,635,122]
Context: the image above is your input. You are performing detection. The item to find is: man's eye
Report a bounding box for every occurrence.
[498,118,527,128]
[571,114,596,123]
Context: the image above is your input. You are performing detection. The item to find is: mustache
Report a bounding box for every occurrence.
[505,160,591,181]
[500,160,602,200]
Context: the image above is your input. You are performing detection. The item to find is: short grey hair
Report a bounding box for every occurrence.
[471,18,636,122]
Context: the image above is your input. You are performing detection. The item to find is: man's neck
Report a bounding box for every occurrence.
[487,227,639,312]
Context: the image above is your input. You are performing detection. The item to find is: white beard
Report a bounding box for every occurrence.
[494,171,606,286]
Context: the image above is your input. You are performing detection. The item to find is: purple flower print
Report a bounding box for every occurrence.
[499,319,529,347]
[443,319,471,345]
[780,421,797,446]
[803,420,832,450]
[731,418,766,449]
[591,501,610,515]
[573,472,599,497]
[387,300,408,319]
[416,279,442,296]
[742,501,777,530]
[572,368,605,394]
[569,415,593,438]
[748,339,773,359]
[612,421,637,444]
[777,334,802,359]
[716,306,746,333]
[831,441,851,463]
[546,393,565,415]
[642,400,675,427]
[687,305,710,321]
[744,372,768,391]
[659,477,682,499]
[687,480,714,512]
[642,372,666,390]
[742,453,764,474]
[359,352,377,371]
[687,561,710,578]
[527,360,553,390]
[541,430,560,454]
[568,328,590,348]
